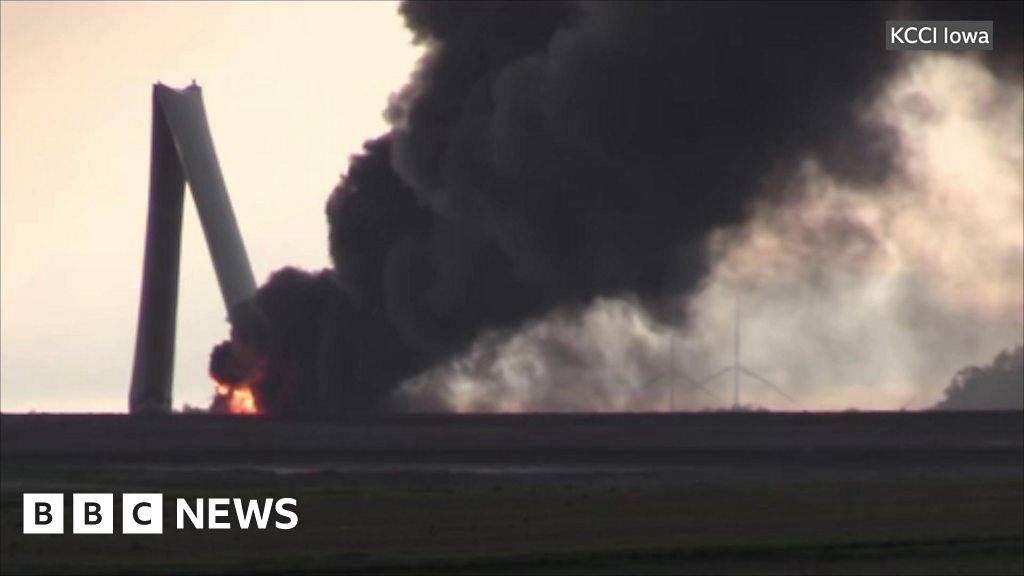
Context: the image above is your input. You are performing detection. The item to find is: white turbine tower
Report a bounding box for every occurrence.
[653,296,799,412]
[129,83,256,414]
[699,297,798,410]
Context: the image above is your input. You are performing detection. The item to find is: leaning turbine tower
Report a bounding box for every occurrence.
[130,83,256,414]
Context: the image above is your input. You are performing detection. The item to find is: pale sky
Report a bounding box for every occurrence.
[1,1,422,412]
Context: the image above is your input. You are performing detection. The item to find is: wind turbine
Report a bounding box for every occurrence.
[700,297,799,410]
[647,332,723,411]
[130,82,256,414]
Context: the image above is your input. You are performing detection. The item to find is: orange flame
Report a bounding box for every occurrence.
[214,382,261,415]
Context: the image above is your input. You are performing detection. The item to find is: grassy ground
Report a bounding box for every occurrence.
[2,412,1021,574]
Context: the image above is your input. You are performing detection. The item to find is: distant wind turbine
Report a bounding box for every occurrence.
[646,332,723,411]
[699,297,799,410]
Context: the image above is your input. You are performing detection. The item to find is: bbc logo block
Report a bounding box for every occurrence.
[72,493,114,534]
[23,494,64,534]
[123,493,163,534]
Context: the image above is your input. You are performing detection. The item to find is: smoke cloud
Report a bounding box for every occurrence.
[934,346,1024,410]
[212,2,1023,416]
[402,53,1024,412]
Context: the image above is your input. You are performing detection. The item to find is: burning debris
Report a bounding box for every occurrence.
[209,1,1023,416]
[209,338,266,415]
[212,383,260,415]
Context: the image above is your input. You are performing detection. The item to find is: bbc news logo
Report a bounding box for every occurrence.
[886,20,993,51]
[23,493,298,534]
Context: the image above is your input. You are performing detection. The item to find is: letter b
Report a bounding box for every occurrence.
[23,494,63,534]
[37,502,52,525]
[85,502,102,525]
[73,493,113,534]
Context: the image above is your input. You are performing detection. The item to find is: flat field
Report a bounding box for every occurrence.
[1,411,1021,574]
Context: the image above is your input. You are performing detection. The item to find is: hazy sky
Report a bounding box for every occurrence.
[1,1,422,411]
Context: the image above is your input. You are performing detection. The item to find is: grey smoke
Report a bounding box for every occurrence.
[934,346,1024,410]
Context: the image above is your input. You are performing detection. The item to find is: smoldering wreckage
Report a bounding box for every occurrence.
[206,2,1023,417]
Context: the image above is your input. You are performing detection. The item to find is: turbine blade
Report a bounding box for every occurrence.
[739,365,799,406]
[699,366,732,386]
[684,380,723,402]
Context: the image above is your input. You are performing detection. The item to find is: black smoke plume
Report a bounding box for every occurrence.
[211,1,1023,416]
[934,346,1024,411]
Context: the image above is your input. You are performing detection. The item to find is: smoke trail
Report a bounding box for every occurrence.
[212,2,1023,416]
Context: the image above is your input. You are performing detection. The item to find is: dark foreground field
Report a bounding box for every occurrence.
[2,411,1022,574]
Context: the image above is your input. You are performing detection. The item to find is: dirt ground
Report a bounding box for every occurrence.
[2,411,1021,574]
